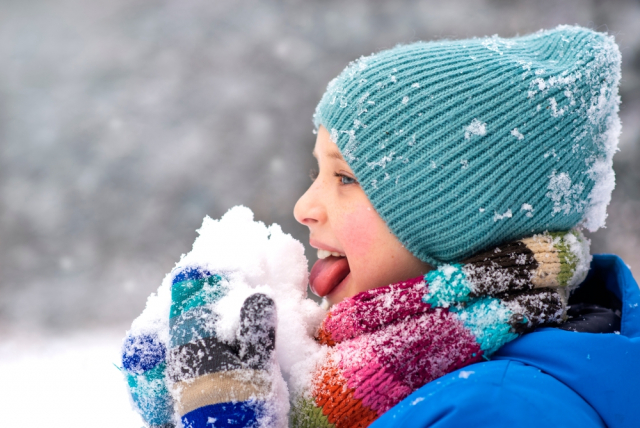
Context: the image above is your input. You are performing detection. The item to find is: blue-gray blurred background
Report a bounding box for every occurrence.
[2,0,639,334]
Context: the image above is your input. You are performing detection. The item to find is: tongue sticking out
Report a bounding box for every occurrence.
[309,256,350,297]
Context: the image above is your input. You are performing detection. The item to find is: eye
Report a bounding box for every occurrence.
[335,172,358,185]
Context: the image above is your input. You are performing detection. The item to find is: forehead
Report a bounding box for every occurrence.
[313,126,346,162]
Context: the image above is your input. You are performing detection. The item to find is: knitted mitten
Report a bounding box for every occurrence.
[292,230,590,428]
[122,264,282,428]
[122,332,174,428]
[167,266,279,428]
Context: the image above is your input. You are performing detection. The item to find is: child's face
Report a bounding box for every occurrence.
[294,126,432,306]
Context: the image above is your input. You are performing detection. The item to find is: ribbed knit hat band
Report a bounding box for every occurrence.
[313,26,621,266]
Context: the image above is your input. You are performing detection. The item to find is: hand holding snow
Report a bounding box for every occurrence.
[123,206,326,426]
[181,206,326,378]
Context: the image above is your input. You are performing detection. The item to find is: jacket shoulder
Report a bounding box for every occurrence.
[370,360,605,428]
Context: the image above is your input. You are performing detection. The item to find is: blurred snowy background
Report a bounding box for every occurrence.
[1,0,639,426]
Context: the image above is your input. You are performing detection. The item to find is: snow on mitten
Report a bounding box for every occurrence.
[167,265,279,428]
[122,333,175,428]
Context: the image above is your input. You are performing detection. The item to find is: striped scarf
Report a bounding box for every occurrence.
[292,230,591,427]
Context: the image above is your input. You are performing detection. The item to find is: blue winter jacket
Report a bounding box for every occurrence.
[372,254,640,428]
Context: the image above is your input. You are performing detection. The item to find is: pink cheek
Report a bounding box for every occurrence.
[336,204,379,260]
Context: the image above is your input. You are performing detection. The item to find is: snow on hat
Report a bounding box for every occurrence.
[313,25,621,266]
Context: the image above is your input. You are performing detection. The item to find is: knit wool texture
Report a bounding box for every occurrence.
[313,26,621,266]
[291,230,589,427]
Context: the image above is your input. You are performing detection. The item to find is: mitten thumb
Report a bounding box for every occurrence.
[237,293,277,370]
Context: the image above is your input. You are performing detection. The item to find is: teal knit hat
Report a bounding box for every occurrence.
[313,25,621,266]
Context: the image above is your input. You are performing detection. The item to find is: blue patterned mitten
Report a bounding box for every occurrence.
[122,332,175,427]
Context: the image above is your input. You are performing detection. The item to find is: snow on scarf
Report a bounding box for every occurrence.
[291,230,591,428]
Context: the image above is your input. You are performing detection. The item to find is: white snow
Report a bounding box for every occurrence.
[559,230,592,290]
[549,97,566,117]
[493,209,512,221]
[521,203,534,218]
[366,151,395,169]
[481,34,515,55]
[582,113,621,232]
[124,206,326,425]
[464,119,486,139]
[545,171,586,216]
[511,128,524,140]
[175,206,326,382]
[411,397,425,405]
[524,28,621,232]
[458,370,474,379]
[0,328,142,428]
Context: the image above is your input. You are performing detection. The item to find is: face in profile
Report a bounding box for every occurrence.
[294,126,432,306]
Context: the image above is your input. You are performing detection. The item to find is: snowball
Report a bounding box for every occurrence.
[126,206,326,424]
[177,206,326,380]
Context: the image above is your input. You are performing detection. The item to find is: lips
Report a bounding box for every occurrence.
[309,256,350,297]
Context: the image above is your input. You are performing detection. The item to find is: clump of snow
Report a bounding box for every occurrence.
[401,96,409,104]
[128,275,173,349]
[126,206,326,425]
[411,396,425,405]
[549,97,566,117]
[521,203,534,218]
[546,171,586,216]
[582,113,621,231]
[458,370,474,379]
[464,118,487,139]
[493,209,512,222]
[178,206,326,380]
[511,128,524,140]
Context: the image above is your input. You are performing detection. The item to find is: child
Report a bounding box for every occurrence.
[122,26,640,428]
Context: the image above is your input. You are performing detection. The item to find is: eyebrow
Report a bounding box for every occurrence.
[312,149,345,161]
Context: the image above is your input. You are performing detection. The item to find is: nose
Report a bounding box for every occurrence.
[294,178,326,227]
